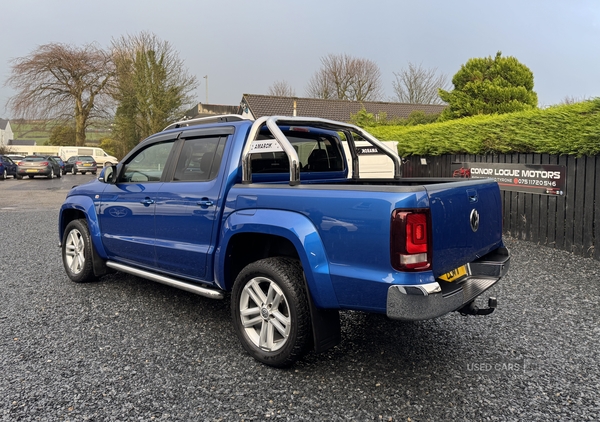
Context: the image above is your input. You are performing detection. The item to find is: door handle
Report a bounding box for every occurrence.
[140,198,155,206]
[197,199,214,207]
[466,189,478,203]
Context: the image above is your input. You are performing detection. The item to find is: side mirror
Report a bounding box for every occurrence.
[98,165,116,183]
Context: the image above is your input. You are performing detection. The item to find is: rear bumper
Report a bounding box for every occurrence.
[17,168,51,176]
[75,165,97,172]
[386,247,510,321]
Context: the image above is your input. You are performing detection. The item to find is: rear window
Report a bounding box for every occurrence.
[24,157,46,162]
[79,156,94,161]
[251,132,344,174]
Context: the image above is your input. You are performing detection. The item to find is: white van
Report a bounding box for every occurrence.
[58,147,118,167]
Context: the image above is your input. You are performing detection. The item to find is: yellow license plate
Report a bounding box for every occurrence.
[26,169,38,173]
[84,163,91,166]
[439,265,467,282]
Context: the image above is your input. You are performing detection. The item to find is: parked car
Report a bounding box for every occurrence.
[50,156,67,175]
[16,155,62,179]
[65,155,97,175]
[6,155,24,164]
[0,155,18,179]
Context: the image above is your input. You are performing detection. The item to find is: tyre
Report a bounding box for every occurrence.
[16,174,22,180]
[71,167,77,175]
[62,219,97,283]
[62,170,67,175]
[81,172,86,175]
[47,168,54,179]
[91,171,97,175]
[28,175,34,179]
[1,169,6,180]
[231,257,312,367]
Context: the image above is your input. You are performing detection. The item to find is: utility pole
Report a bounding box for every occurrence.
[203,75,208,104]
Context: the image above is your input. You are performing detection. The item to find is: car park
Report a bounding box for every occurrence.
[0,155,18,179]
[16,155,62,179]
[64,155,97,175]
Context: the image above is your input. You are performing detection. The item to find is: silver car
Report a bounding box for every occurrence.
[16,156,62,179]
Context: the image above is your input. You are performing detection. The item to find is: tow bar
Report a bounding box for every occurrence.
[459,297,498,316]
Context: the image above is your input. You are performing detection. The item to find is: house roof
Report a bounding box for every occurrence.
[239,94,446,122]
[0,118,9,130]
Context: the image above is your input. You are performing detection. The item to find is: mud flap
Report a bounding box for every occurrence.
[308,296,341,353]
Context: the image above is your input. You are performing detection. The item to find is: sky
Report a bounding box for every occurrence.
[1,0,600,118]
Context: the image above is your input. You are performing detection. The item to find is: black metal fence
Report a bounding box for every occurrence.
[401,154,600,261]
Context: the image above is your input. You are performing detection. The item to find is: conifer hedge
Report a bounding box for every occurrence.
[367,99,600,156]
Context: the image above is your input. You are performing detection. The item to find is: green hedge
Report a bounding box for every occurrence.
[367,99,600,156]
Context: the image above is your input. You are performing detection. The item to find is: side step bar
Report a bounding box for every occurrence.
[106,261,225,300]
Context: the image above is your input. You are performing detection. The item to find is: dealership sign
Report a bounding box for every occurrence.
[453,162,566,196]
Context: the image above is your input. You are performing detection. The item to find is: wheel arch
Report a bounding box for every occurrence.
[216,209,339,310]
[59,197,109,277]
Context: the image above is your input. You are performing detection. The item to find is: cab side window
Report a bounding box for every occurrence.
[172,136,226,182]
[119,141,175,183]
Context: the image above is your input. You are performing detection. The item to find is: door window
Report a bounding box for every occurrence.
[172,137,225,181]
[119,142,175,183]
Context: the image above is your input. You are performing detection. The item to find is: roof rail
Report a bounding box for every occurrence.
[163,114,248,131]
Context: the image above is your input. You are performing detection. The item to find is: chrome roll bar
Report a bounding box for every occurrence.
[241,116,402,186]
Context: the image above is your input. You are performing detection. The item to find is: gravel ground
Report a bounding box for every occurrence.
[1,183,599,421]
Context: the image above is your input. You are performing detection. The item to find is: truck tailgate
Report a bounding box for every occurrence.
[425,178,503,277]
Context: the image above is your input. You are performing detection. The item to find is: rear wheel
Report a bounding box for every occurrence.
[71,167,77,175]
[231,257,312,367]
[81,171,86,175]
[16,174,22,180]
[62,219,97,283]
[47,168,54,179]
[1,169,6,180]
[28,175,34,179]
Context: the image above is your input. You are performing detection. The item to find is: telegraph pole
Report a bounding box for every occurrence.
[203,75,208,104]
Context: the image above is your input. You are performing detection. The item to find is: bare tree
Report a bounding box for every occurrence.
[110,32,198,151]
[392,62,449,105]
[267,80,296,97]
[560,95,588,105]
[306,54,384,101]
[5,43,113,146]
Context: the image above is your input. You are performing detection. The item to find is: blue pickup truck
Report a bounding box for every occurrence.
[59,115,510,367]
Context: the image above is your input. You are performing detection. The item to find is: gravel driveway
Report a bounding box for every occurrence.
[1,178,599,421]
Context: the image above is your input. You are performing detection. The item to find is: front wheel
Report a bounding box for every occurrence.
[71,167,77,175]
[62,219,97,283]
[231,257,312,367]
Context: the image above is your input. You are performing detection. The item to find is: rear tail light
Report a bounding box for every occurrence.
[40,161,49,166]
[390,209,431,271]
[76,161,82,165]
